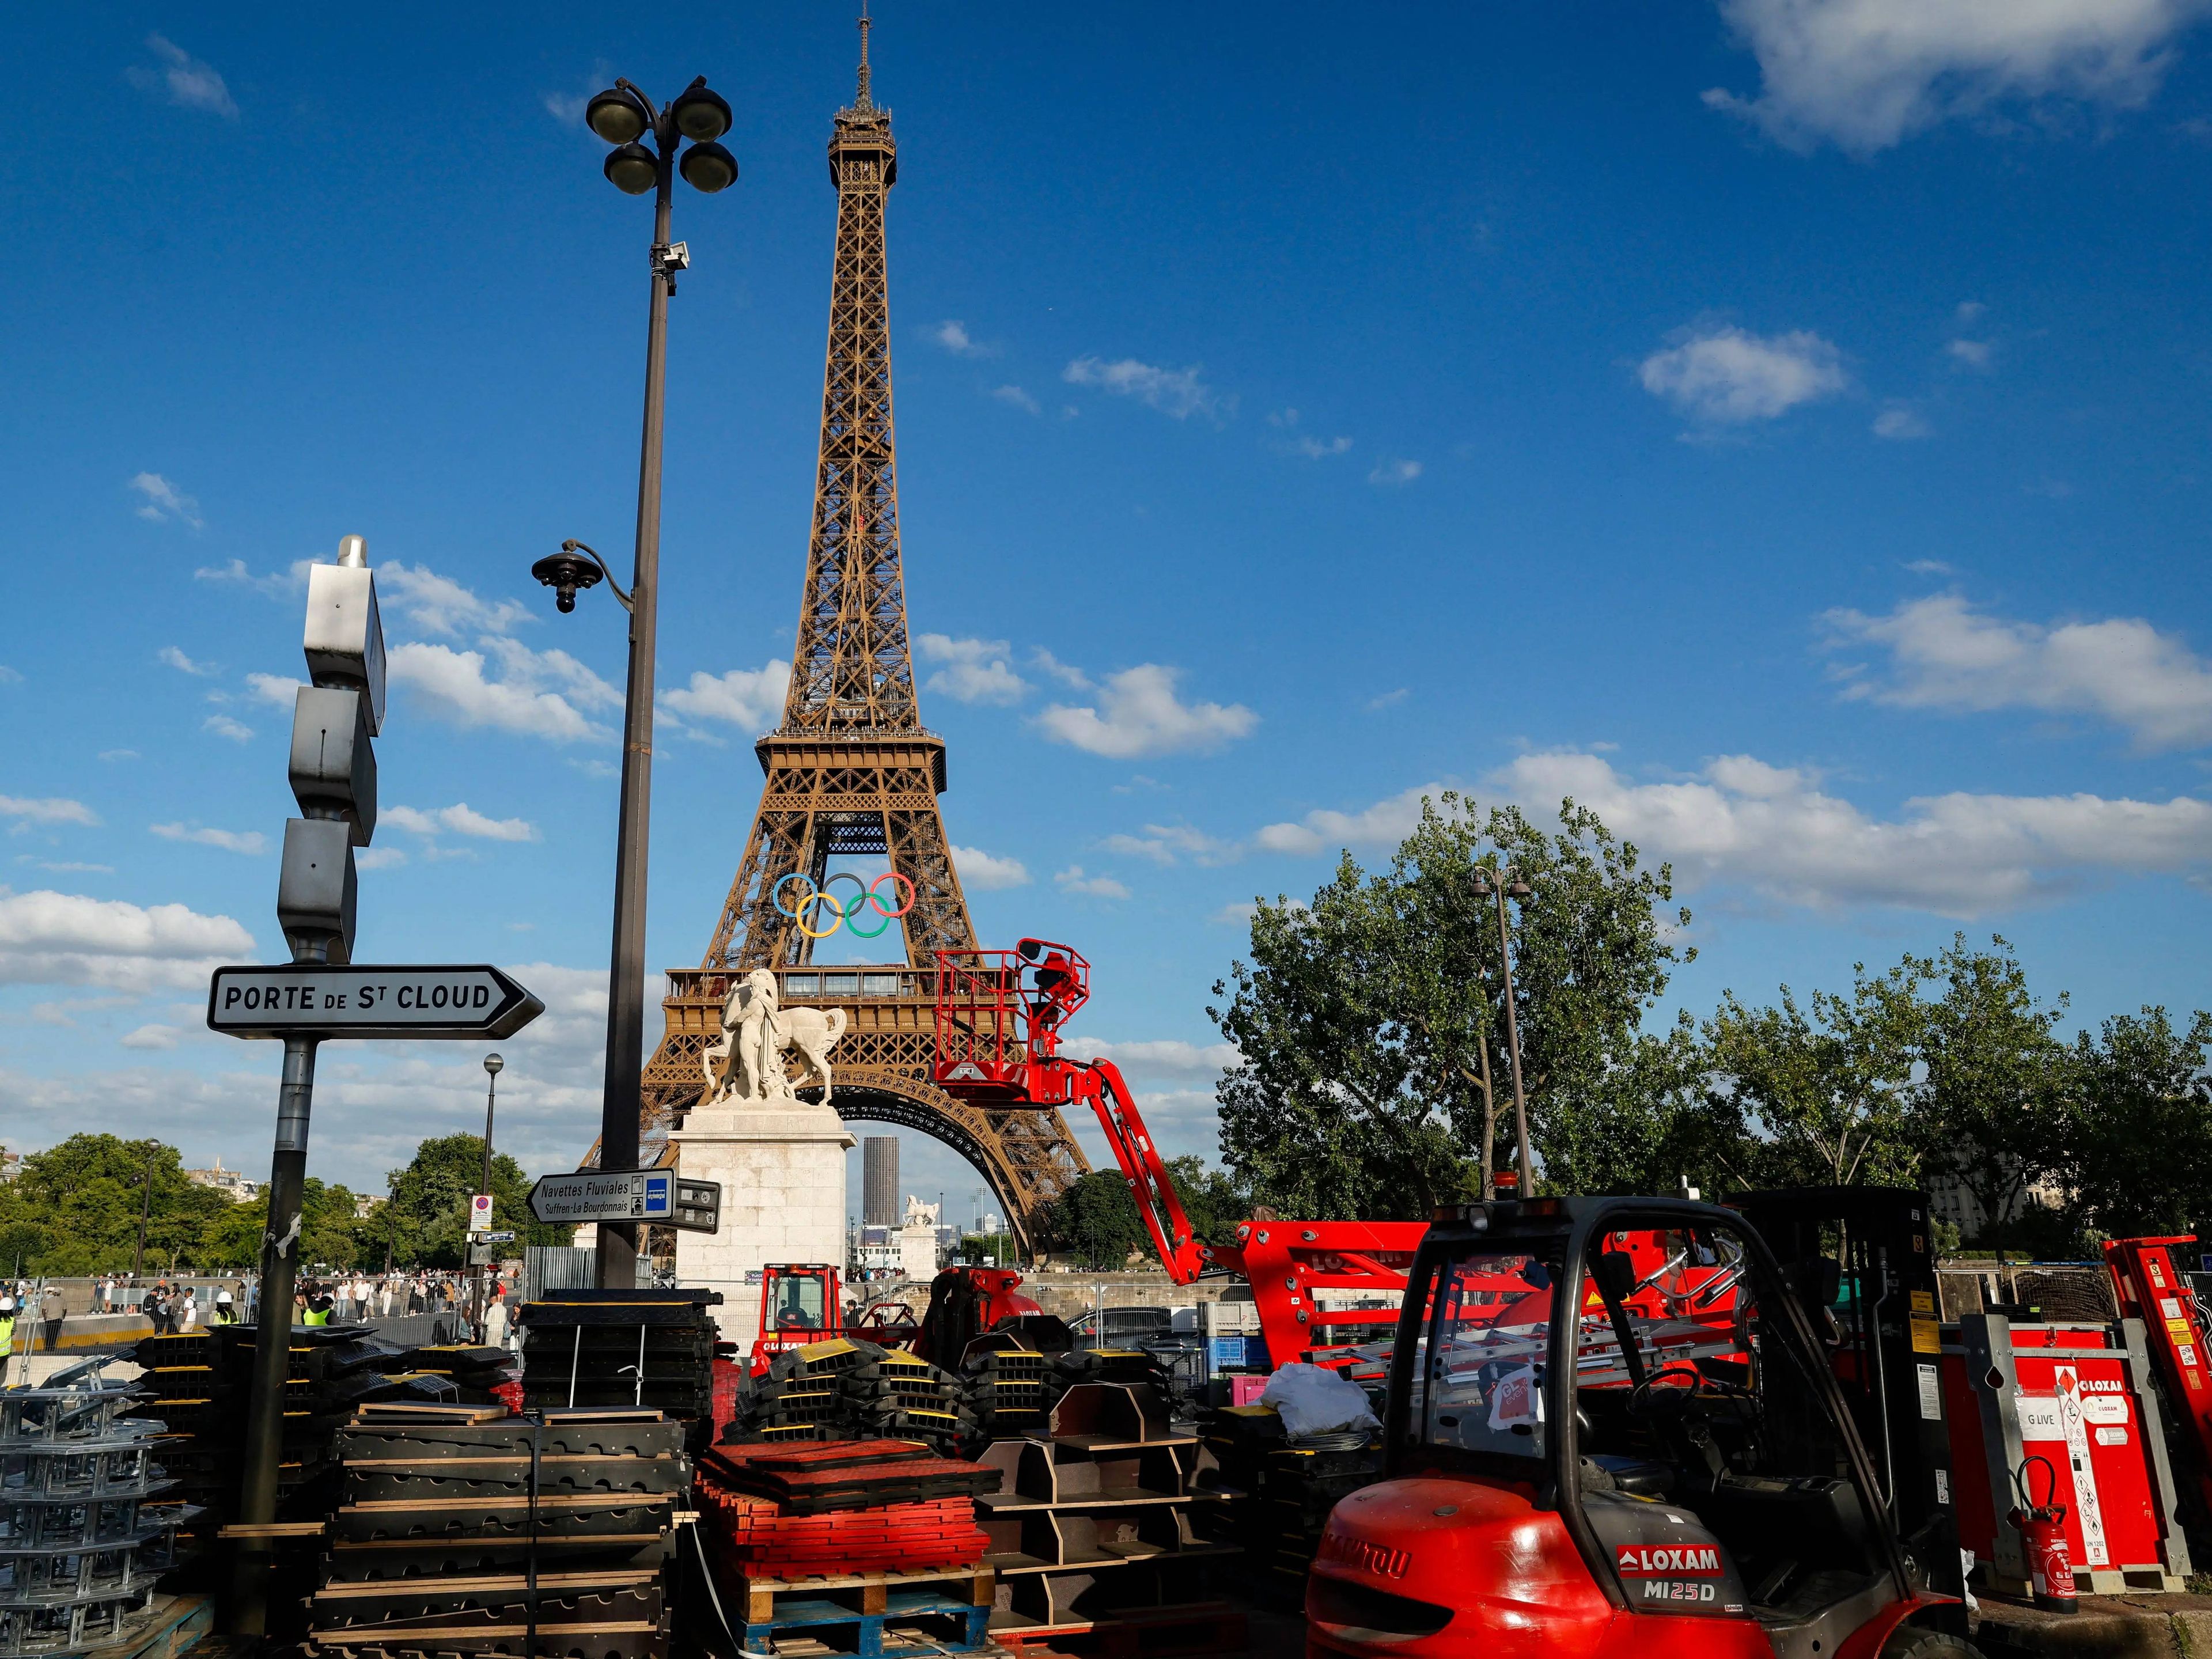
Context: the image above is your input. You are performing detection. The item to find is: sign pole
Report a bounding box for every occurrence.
[231,1032,318,1634]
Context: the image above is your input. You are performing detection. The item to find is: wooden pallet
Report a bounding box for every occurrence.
[984,1601,1245,1659]
[81,1594,215,1659]
[694,1563,994,1658]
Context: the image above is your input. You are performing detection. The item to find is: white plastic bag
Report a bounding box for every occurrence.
[1259,1361,1382,1440]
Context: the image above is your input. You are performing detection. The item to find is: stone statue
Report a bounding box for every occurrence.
[903,1194,940,1228]
[703,968,850,1106]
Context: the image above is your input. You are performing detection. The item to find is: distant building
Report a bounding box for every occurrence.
[862,1138,899,1227]
[183,1157,260,1203]
[1927,1168,2066,1241]
[0,1150,22,1182]
[354,1193,385,1221]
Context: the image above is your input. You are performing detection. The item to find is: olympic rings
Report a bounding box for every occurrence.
[769,870,915,938]
[795,892,845,939]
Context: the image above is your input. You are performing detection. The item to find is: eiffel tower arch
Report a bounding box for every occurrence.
[639,18,1089,1251]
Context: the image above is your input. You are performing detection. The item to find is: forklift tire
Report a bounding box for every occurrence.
[1881,1628,1983,1659]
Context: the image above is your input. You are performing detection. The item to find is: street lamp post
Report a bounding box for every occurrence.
[1471,866,1536,1199]
[533,77,736,1292]
[131,1142,156,1280]
[478,1052,502,1331]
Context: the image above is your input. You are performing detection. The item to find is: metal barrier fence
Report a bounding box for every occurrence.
[521,1245,597,1304]
[1934,1262,2116,1323]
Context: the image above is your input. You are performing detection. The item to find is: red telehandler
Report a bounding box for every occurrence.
[929,939,1427,1371]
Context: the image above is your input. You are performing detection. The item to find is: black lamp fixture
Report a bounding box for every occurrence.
[583,75,737,199]
[531,539,628,615]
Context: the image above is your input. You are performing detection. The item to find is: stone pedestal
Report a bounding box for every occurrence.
[899,1221,938,1282]
[669,1100,854,1349]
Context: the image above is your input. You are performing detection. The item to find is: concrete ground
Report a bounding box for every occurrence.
[1972,1589,2212,1657]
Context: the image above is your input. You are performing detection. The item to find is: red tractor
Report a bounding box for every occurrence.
[932,940,1426,1370]
[747,1263,918,1374]
[1305,1194,1975,1659]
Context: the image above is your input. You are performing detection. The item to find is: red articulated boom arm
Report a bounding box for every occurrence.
[932,940,1424,1367]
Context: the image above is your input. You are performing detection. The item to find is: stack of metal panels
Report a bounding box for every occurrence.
[0,1363,200,1658]
[517,1291,719,1442]
[306,1406,685,1659]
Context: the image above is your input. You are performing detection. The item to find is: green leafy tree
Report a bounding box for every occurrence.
[1907,935,2071,1247]
[1211,794,1700,1212]
[0,1135,238,1275]
[1704,959,1925,1190]
[1040,1172,1147,1270]
[384,1134,568,1269]
[206,1179,373,1273]
[2061,1007,2212,1240]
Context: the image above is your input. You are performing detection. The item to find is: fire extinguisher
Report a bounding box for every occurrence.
[2009,1454,2077,1613]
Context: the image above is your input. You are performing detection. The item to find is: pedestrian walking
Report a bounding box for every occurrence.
[482,1284,509,1350]
[38,1284,65,1352]
[0,1296,17,1378]
[181,1287,198,1331]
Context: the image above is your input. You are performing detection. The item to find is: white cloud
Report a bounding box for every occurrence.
[950,846,1031,890]
[659,660,791,731]
[1366,688,1410,711]
[1255,783,1448,857]
[1059,1037,1241,1078]
[1947,338,1995,369]
[0,888,255,990]
[1031,649,1092,691]
[193,558,306,596]
[129,472,203,528]
[1062,357,1223,421]
[932,320,994,357]
[99,750,137,763]
[0,797,100,828]
[0,667,20,684]
[245,672,304,709]
[1639,324,1847,422]
[543,90,590,125]
[387,638,619,743]
[355,846,407,870]
[1036,665,1257,759]
[120,1024,179,1051]
[1825,593,2212,749]
[385,804,537,843]
[918,635,1027,706]
[1702,0,2211,154]
[1291,435,1354,459]
[127,35,237,119]
[1490,748,2212,915]
[151,823,267,855]
[1097,824,1237,866]
[378,562,532,638]
[1212,900,1259,926]
[1367,456,1422,485]
[1903,559,1953,576]
[1873,404,1932,440]
[25,862,113,875]
[991,385,1041,415]
[1054,866,1131,901]
[158,646,217,676]
[202,714,254,743]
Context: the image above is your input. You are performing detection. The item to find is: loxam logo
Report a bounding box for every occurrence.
[1318,1531,1412,1580]
[1618,1544,1722,1575]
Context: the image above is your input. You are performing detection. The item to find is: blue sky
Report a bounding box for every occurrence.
[6,3,2212,1218]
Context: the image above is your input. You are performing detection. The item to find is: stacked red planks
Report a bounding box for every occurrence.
[693,1439,996,1577]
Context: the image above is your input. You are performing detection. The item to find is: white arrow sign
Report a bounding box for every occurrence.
[206,963,542,1040]
[530,1169,676,1226]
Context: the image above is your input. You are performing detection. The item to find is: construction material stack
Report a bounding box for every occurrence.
[724,1339,974,1454]
[518,1289,720,1449]
[976,1382,1243,1654]
[404,1346,514,1407]
[960,1338,1049,1443]
[0,1364,201,1658]
[306,1402,684,1659]
[688,1438,997,1657]
[134,1323,431,1564]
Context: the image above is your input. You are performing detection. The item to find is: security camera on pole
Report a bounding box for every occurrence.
[213,536,543,1636]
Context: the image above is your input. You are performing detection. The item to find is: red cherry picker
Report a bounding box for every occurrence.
[929,939,1427,1371]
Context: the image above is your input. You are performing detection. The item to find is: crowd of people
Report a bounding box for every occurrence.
[1,1268,521,1357]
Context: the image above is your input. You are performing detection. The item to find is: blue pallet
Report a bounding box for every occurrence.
[737,1587,990,1657]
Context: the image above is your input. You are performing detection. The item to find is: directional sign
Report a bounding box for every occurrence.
[481,1230,517,1243]
[206,963,542,1040]
[528,1169,721,1233]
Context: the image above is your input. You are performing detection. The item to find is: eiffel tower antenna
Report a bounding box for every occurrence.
[640,19,1089,1251]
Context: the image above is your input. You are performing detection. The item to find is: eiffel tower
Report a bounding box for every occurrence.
[639,14,1089,1249]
